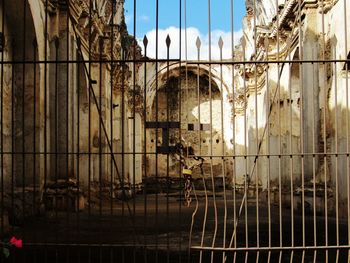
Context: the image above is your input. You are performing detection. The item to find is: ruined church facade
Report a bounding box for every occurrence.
[134,0,350,215]
[233,0,350,214]
[0,0,349,218]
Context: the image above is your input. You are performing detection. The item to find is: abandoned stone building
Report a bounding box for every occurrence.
[137,0,350,216]
[0,0,349,261]
[234,0,350,214]
[0,0,139,203]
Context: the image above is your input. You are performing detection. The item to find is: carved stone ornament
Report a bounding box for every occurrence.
[320,0,339,13]
[127,85,144,114]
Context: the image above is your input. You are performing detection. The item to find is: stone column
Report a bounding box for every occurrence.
[301,9,320,182]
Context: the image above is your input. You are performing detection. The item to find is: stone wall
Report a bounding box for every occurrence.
[233,0,350,215]
[0,0,138,218]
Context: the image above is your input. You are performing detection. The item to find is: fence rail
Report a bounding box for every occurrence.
[0,0,349,262]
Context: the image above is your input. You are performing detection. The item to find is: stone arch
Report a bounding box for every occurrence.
[27,0,47,62]
[145,64,230,179]
[145,63,230,109]
[2,0,42,187]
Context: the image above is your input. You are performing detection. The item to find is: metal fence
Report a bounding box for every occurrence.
[0,0,350,262]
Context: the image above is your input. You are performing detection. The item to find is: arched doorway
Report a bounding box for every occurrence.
[145,66,226,180]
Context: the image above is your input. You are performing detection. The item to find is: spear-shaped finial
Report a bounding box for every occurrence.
[218,36,223,60]
[143,35,148,48]
[196,36,201,50]
[196,36,201,60]
[218,36,224,50]
[166,34,171,48]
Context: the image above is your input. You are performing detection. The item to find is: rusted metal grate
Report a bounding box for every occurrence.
[0,0,349,262]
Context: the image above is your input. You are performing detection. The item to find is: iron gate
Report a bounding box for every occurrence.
[0,0,350,262]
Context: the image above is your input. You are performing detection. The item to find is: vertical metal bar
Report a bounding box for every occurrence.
[76,47,81,238]
[218,37,227,263]
[296,2,306,262]
[121,40,126,240]
[155,0,159,261]
[275,5,284,263]
[132,0,137,260]
[252,1,259,261]
[207,1,218,262]
[109,0,114,219]
[88,246,91,263]
[108,8,113,254]
[165,35,170,263]
[320,1,329,261]
[188,37,202,259]
[184,0,189,185]
[229,1,237,261]
[179,0,183,260]
[0,0,5,238]
[88,0,92,227]
[197,38,208,263]
[11,40,15,235]
[99,38,103,256]
[242,38,249,263]
[99,38,102,217]
[67,1,71,240]
[287,45,294,263]
[65,1,70,236]
[184,0,189,192]
[288,18,294,263]
[87,5,92,245]
[44,0,49,249]
[344,0,350,262]
[265,37,272,263]
[270,2,283,263]
[54,37,59,221]
[311,57,317,263]
[142,36,148,262]
[333,49,340,263]
[22,0,27,244]
[189,183,199,263]
[33,39,37,221]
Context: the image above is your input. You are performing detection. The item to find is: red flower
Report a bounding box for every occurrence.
[9,236,23,248]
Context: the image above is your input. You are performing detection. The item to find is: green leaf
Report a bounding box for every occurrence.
[3,247,10,258]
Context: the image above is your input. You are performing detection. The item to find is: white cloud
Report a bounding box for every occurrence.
[139,15,150,22]
[139,26,243,60]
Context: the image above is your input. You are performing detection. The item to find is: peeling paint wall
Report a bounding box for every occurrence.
[232,0,350,215]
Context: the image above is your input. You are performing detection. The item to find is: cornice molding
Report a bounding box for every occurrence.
[319,0,339,13]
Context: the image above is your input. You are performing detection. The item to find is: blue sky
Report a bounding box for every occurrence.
[124,0,246,59]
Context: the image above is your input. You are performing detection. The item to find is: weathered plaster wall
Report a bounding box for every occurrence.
[235,0,349,215]
[322,0,350,200]
[0,4,13,188]
[0,0,136,200]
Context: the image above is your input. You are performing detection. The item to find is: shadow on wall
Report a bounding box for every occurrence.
[3,0,40,188]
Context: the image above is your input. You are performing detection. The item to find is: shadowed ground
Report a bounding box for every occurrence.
[5,190,350,263]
